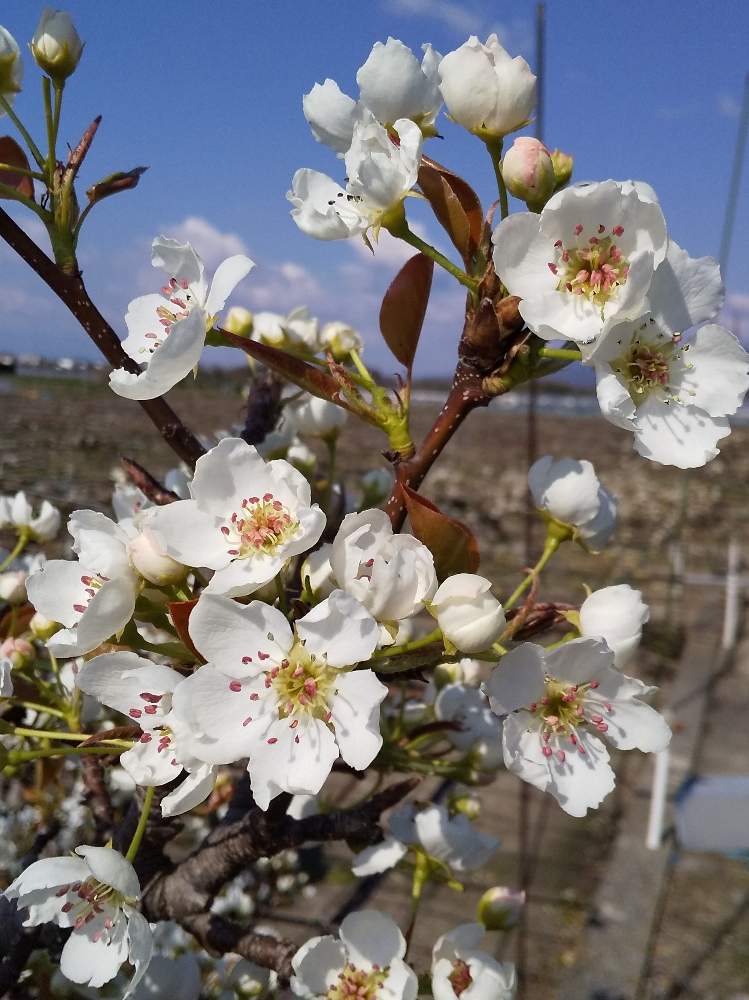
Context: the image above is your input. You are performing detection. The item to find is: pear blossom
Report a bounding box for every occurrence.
[303,38,441,156]
[579,585,649,668]
[434,682,501,753]
[320,320,363,359]
[438,34,536,138]
[27,511,140,658]
[432,923,516,1000]
[492,180,668,346]
[0,26,22,106]
[301,542,335,599]
[477,886,525,931]
[288,394,348,438]
[291,910,418,999]
[0,656,12,697]
[0,491,61,540]
[0,566,29,604]
[430,574,506,653]
[3,845,153,994]
[176,590,383,809]
[351,802,498,877]
[76,652,217,817]
[485,638,671,817]
[110,236,254,400]
[223,304,253,336]
[31,8,83,82]
[288,115,422,242]
[528,455,617,550]
[501,136,555,207]
[148,438,325,598]
[1,635,33,667]
[330,509,437,642]
[588,242,749,467]
[287,439,318,476]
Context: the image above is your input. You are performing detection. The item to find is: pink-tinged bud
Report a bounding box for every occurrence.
[0,636,34,668]
[501,137,555,210]
[477,886,526,930]
[550,148,574,189]
[128,529,187,586]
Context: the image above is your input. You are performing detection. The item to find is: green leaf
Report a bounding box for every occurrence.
[379,252,434,371]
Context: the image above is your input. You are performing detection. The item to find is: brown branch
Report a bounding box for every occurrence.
[0,207,206,468]
[121,457,179,506]
[81,755,114,842]
[241,370,283,446]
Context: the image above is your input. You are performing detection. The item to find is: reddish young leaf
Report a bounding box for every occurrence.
[419,155,483,259]
[402,484,480,579]
[418,166,470,258]
[167,599,202,660]
[0,136,34,200]
[216,327,356,412]
[379,252,434,371]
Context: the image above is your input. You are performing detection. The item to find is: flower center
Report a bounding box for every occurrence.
[71,573,108,618]
[127,689,168,722]
[56,878,126,936]
[610,322,694,407]
[530,675,612,762]
[220,493,299,559]
[548,224,629,309]
[270,641,335,722]
[326,963,387,999]
[140,276,195,354]
[448,959,473,996]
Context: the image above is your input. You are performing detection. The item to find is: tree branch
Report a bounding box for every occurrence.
[0,207,206,468]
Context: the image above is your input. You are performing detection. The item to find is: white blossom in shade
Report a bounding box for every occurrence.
[438,34,536,138]
[485,638,671,817]
[0,566,27,604]
[432,923,516,1000]
[579,585,650,668]
[31,8,83,81]
[125,512,187,586]
[112,482,150,522]
[588,243,749,467]
[492,181,668,346]
[0,656,12,697]
[320,320,363,359]
[291,910,418,1000]
[357,38,442,132]
[528,455,617,549]
[0,491,61,541]
[288,394,348,438]
[430,574,506,653]
[330,509,437,642]
[3,846,153,995]
[75,652,217,817]
[148,438,326,598]
[434,683,501,753]
[110,236,254,400]
[0,26,22,106]
[288,115,422,242]
[178,590,383,809]
[351,802,498,877]
[27,511,139,658]
[301,543,336,600]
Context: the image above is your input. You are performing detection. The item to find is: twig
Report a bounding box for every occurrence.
[121,457,179,506]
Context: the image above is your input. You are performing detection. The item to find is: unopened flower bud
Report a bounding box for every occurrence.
[430,574,506,653]
[289,395,347,438]
[0,570,26,605]
[550,148,574,189]
[448,787,481,820]
[31,9,83,82]
[0,636,34,668]
[502,136,555,210]
[0,27,22,101]
[477,886,525,930]
[301,544,335,600]
[470,738,504,773]
[320,320,363,360]
[224,306,253,337]
[128,529,187,586]
[433,661,463,689]
[30,611,61,640]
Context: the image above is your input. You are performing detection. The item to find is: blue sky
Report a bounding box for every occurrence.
[1,0,748,376]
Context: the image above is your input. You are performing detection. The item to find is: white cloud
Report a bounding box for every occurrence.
[383,0,532,54]
[239,259,324,310]
[165,216,251,269]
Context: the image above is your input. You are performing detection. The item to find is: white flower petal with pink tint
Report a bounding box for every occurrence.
[493,180,667,346]
[486,638,671,816]
[432,923,516,1000]
[149,438,325,598]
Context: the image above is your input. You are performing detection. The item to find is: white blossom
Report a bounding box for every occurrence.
[430,574,505,653]
[493,180,668,346]
[176,590,383,809]
[579,585,649,668]
[0,656,12,697]
[320,320,363,359]
[148,438,325,598]
[0,491,61,541]
[485,638,671,816]
[31,8,83,81]
[288,394,348,438]
[438,34,536,138]
[110,237,254,400]
[432,923,516,1000]
[434,682,501,753]
[291,910,418,999]
[528,455,617,550]
[3,846,153,995]
[0,26,22,106]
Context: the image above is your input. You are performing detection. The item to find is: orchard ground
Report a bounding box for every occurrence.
[1,371,748,998]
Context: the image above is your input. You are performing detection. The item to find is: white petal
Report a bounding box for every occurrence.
[109,308,207,401]
[76,652,182,725]
[49,575,138,658]
[331,508,393,584]
[205,255,255,316]
[188,593,293,676]
[147,500,225,570]
[160,764,216,817]
[303,79,360,154]
[248,715,339,806]
[291,935,346,996]
[190,438,276,514]
[415,805,498,871]
[69,510,130,577]
[60,914,129,988]
[588,689,671,753]
[121,293,169,361]
[4,856,89,905]
[120,737,183,786]
[123,908,154,998]
[633,396,729,468]
[350,836,409,877]
[151,236,205,295]
[677,325,749,418]
[75,846,140,898]
[26,560,89,628]
[595,367,637,430]
[384,958,419,1000]
[544,636,613,686]
[180,667,262,764]
[288,169,367,240]
[204,554,287,598]
[330,670,387,769]
[528,456,601,526]
[297,590,379,668]
[485,644,545,715]
[647,241,723,334]
[339,910,406,969]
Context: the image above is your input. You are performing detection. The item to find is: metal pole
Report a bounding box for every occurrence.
[719,72,749,278]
